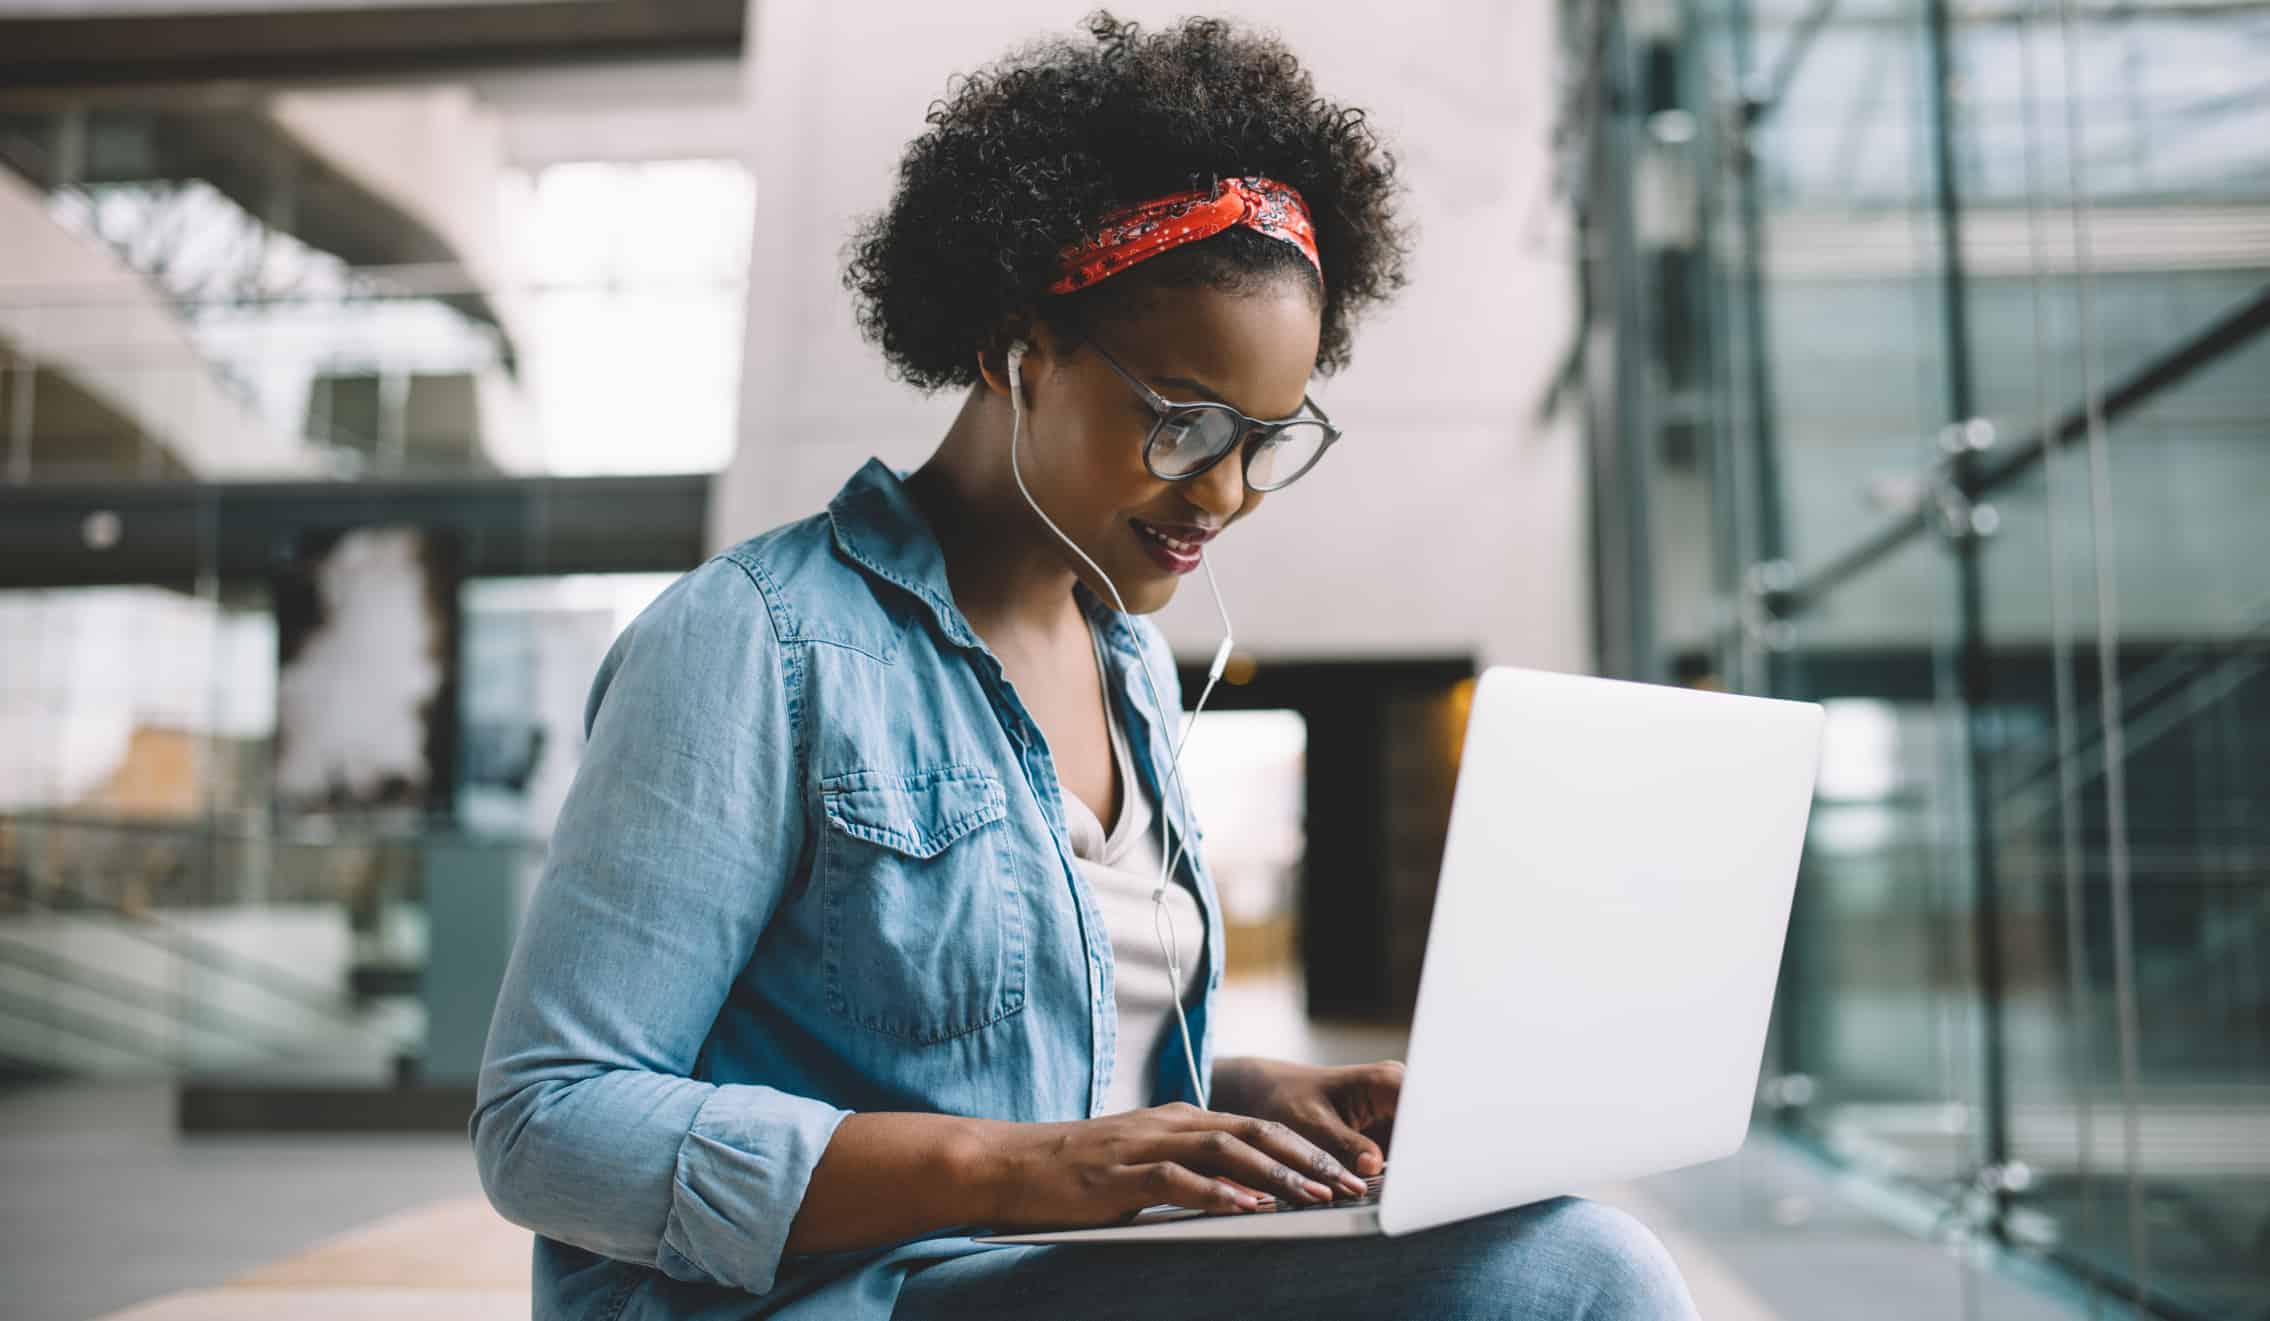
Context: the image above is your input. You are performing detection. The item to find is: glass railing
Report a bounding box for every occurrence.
[0,810,541,1089]
[1570,0,2270,1316]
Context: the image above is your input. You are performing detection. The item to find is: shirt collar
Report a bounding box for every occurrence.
[825,456,1148,663]
[826,457,984,650]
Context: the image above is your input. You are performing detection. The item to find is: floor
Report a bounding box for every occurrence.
[0,1084,484,1321]
[1,971,2093,1321]
[1210,974,2086,1321]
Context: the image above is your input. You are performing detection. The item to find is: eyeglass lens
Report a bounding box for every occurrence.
[1149,410,1330,490]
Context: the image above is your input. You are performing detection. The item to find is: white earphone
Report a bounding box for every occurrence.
[1005,336,1236,1110]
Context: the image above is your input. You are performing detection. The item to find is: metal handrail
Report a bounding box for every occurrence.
[0,981,191,1070]
[0,934,310,1058]
[0,866,365,1029]
[1,805,545,852]
[1765,282,2270,622]
[1995,646,2269,835]
[1989,592,2270,812]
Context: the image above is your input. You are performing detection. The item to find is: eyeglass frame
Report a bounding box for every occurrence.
[1082,337,1341,493]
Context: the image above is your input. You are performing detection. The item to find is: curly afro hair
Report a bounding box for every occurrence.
[843,11,1411,393]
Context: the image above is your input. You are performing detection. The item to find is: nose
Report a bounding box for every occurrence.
[1185,442,1248,522]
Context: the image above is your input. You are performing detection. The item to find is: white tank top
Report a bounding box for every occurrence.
[1061,624,1206,1116]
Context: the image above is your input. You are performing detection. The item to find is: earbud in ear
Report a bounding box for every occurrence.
[1007,339,1029,373]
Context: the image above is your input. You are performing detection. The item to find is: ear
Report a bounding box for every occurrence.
[974,343,1014,398]
[975,314,1043,397]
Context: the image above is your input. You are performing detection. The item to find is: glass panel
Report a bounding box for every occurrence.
[1739,2,1954,580]
[1975,336,2270,1317]
[1587,0,2270,1313]
[1768,533,1992,1200]
[1952,4,2270,1311]
[1,79,746,1097]
[0,99,753,483]
[459,574,676,838]
[0,570,676,1090]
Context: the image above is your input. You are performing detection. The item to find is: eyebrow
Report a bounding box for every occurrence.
[1151,373,1309,421]
[1148,374,1229,405]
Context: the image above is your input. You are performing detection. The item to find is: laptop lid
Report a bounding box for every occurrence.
[1377,666,1824,1236]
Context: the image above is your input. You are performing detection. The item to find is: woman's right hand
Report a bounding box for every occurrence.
[972,1101,1375,1229]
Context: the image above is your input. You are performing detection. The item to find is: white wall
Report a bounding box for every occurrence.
[711,0,1591,673]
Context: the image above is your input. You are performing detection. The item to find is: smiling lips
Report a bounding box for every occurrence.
[1130,518,1217,573]
[1131,519,1216,552]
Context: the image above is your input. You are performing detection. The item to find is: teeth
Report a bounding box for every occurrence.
[1137,523,1197,555]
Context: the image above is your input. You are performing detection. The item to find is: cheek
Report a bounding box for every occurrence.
[1050,397,1145,475]
[1070,421,1167,504]
[1103,412,1158,480]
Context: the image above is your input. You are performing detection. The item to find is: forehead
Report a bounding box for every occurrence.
[1092,281,1321,416]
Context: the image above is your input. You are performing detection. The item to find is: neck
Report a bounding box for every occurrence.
[904,385,1089,652]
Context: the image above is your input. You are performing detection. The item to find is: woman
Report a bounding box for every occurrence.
[472,13,1700,1320]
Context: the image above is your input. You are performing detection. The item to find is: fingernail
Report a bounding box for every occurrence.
[1340,1173,1367,1195]
[1357,1151,1382,1174]
[1305,1179,1333,1200]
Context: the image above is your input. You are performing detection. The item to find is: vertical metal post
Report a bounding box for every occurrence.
[2015,1,2106,1310]
[2053,0,2153,1306]
[1924,0,2013,1237]
[1726,0,1806,1095]
[1591,1,1660,684]
[1681,0,1749,696]
[1729,0,1791,624]
[1619,11,1662,687]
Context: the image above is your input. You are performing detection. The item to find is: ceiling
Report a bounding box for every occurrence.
[0,0,745,94]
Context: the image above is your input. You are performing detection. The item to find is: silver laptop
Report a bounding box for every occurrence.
[974,665,1824,1244]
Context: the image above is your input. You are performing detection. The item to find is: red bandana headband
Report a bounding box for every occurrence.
[1047,175,1322,296]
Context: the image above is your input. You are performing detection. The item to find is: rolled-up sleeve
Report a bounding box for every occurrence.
[468,554,851,1297]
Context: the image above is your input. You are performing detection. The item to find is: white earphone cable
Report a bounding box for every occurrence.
[1006,341,1228,1111]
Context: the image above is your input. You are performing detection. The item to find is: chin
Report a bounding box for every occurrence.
[1130,585,1180,617]
[1093,568,1174,614]
[1131,577,1180,614]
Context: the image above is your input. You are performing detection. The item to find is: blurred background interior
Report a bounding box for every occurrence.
[0,1,2264,1319]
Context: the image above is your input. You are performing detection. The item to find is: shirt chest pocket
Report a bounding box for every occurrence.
[818,764,1029,1043]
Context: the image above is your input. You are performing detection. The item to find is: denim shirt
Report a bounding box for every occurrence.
[470,456,1225,1320]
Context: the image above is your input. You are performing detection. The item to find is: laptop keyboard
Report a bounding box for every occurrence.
[1130,1170,1387,1224]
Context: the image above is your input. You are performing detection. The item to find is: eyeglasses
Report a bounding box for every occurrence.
[1086,338,1341,493]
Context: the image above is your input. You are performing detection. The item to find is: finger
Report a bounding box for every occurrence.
[1284,1097,1383,1178]
[1165,1128,1336,1204]
[1307,1110,1386,1177]
[1239,1114,1372,1196]
[1361,1112,1396,1157]
[1165,1105,1365,1194]
[1120,1161,1263,1218]
[1334,1061,1406,1127]
[1182,1119,1362,1201]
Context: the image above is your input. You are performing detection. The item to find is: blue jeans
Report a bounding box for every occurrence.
[888,1197,1702,1320]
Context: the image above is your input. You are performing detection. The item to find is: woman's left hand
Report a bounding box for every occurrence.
[1209,1056,1403,1182]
